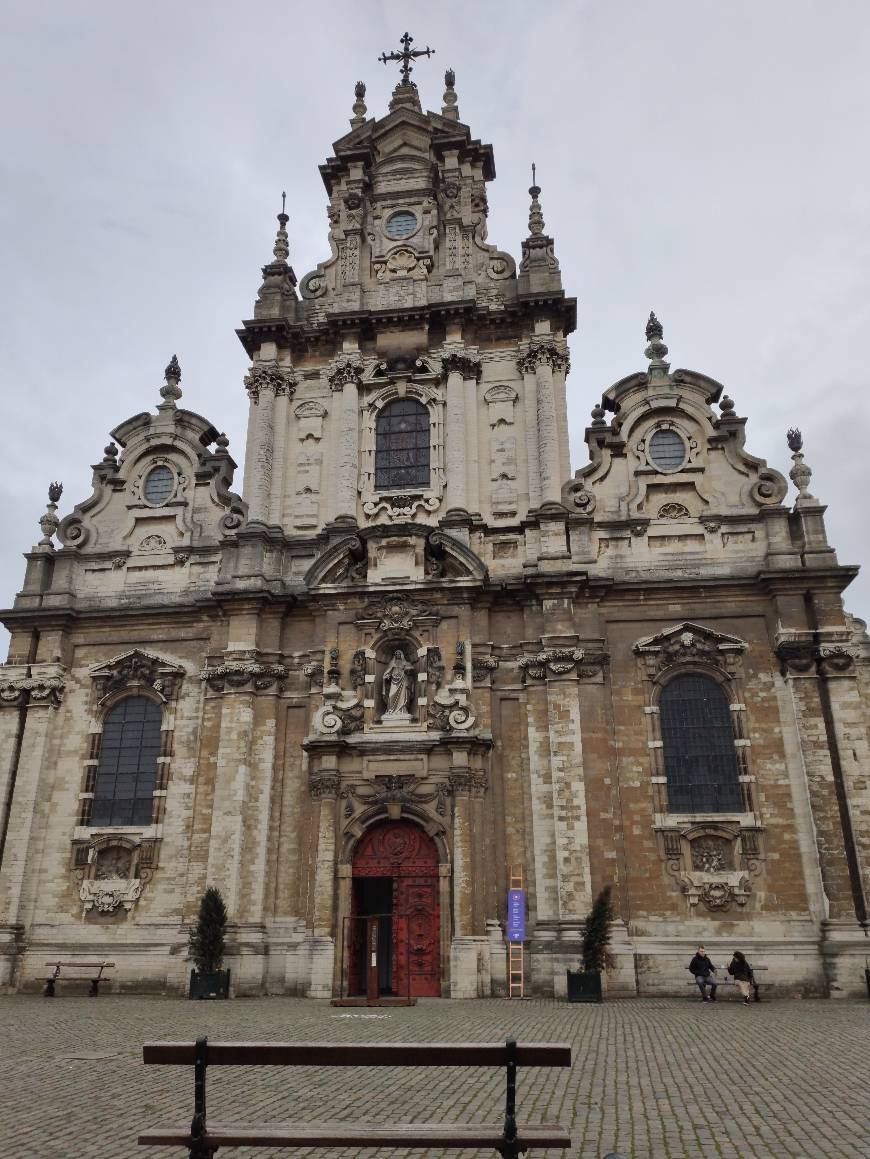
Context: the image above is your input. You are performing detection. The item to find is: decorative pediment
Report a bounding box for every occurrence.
[634,622,746,678]
[90,650,184,702]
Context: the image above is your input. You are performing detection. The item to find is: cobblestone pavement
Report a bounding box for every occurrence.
[1,994,868,1159]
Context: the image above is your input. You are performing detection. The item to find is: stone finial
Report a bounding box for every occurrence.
[102,442,119,466]
[643,311,670,382]
[787,428,816,505]
[527,163,545,237]
[273,192,290,262]
[160,355,183,407]
[38,482,63,548]
[590,403,607,427]
[215,432,230,450]
[645,311,663,341]
[441,67,459,120]
[720,394,736,415]
[350,81,367,128]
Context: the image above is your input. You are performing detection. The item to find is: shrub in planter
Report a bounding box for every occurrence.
[188,886,230,999]
[567,885,614,1003]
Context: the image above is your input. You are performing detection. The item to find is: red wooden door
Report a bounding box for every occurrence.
[352,821,441,998]
[394,876,441,997]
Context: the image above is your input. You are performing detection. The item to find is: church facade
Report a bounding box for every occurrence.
[1,53,869,999]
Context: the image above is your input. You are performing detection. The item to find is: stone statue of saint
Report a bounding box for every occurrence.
[382,649,414,718]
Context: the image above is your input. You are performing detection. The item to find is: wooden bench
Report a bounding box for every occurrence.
[43,960,114,997]
[687,967,766,1000]
[138,1037,572,1158]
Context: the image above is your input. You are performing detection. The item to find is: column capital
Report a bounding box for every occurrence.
[516,338,570,375]
[0,663,66,708]
[327,353,364,392]
[244,360,297,403]
[439,346,482,382]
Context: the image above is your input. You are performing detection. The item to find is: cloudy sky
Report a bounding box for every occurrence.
[2,0,869,652]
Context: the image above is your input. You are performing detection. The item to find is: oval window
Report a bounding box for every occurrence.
[142,465,175,505]
[385,210,418,240]
[648,429,686,472]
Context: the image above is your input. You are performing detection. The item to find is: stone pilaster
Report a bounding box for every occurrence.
[0,666,66,984]
[244,360,295,524]
[440,349,481,512]
[545,671,592,921]
[775,639,866,925]
[519,341,568,506]
[328,354,364,517]
[307,768,340,997]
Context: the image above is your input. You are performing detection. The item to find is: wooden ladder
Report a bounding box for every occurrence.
[508,865,524,999]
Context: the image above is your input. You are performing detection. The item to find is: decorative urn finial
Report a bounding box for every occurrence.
[645,311,664,342]
[160,354,183,407]
[787,428,816,504]
[273,191,290,262]
[441,67,459,120]
[643,311,670,381]
[38,481,63,549]
[350,81,367,128]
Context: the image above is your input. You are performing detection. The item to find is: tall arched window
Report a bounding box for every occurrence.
[375,399,430,490]
[660,675,742,813]
[90,697,162,826]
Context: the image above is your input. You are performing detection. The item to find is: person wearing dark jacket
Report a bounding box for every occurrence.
[728,951,755,1004]
[688,946,718,1000]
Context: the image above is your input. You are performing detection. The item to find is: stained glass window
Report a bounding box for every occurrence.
[660,675,742,813]
[90,697,162,826]
[375,399,430,490]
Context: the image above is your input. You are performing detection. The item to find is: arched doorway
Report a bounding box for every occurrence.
[349,820,441,998]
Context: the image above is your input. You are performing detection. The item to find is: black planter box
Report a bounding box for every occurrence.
[189,968,230,1000]
[566,969,602,1003]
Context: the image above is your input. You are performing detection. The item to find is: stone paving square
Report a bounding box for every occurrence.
[0,995,867,1159]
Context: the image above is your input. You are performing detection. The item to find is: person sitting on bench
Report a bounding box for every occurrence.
[688,945,718,1001]
[727,950,755,1005]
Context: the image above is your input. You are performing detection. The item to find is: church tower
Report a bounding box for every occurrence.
[1,38,868,1000]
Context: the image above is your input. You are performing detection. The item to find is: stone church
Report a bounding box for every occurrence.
[1,45,869,999]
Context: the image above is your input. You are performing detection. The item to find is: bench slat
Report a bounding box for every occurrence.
[138,1123,571,1148]
[142,1041,572,1068]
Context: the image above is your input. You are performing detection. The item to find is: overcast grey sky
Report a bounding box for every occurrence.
[2,0,869,650]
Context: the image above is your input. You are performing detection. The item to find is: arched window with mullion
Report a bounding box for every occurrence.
[375,399,430,491]
[90,697,162,826]
[660,674,742,813]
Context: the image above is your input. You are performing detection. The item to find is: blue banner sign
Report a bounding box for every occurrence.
[506,889,526,942]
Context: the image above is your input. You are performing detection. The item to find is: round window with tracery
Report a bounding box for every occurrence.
[648,429,687,472]
[385,210,418,240]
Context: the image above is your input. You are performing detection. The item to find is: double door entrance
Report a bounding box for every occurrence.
[347,820,441,998]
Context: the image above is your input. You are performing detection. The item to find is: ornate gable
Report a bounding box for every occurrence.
[89,649,185,703]
[634,622,747,678]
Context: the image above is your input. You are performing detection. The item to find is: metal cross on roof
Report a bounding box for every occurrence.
[378,32,434,85]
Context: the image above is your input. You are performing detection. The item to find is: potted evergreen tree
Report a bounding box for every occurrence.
[567,885,614,1003]
[188,886,230,999]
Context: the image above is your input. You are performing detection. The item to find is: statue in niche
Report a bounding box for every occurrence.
[381,649,415,720]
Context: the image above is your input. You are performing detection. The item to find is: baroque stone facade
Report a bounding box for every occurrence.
[1,52,868,999]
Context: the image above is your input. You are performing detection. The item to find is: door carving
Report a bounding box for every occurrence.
[351,820,441,998]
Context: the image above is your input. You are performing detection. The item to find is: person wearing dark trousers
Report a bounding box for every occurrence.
[688,945,718,1000]
[728,950,755,1004]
